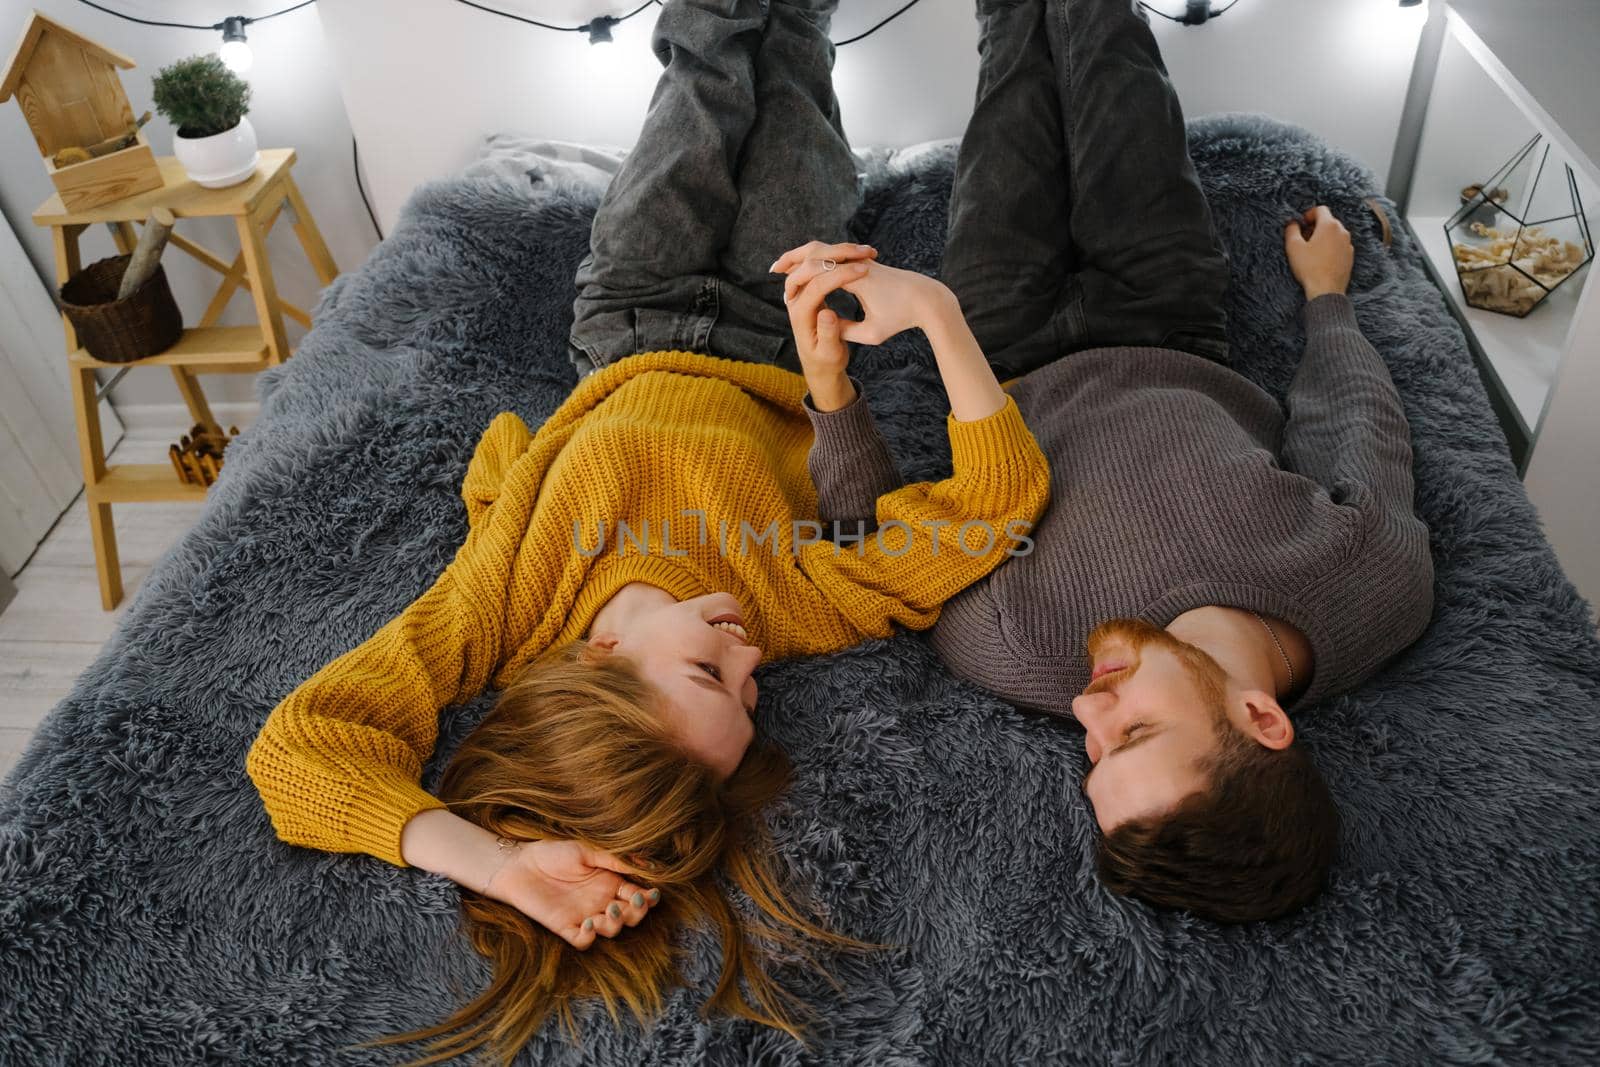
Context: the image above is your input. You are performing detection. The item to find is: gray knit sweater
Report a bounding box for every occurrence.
[805,293,1434,714]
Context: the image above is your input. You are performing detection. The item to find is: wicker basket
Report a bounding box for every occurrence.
[58,254,182,363]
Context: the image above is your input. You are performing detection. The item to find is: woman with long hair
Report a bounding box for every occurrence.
[244,0,1049,1062]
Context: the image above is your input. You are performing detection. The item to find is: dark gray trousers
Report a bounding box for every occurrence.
[567,0,1230,380]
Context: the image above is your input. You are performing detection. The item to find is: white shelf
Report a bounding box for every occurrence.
[1391,0,1600,610]
[1409,214,1591,433]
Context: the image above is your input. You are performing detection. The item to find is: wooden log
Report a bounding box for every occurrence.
[183,451,205,486]
[116,206,176,300]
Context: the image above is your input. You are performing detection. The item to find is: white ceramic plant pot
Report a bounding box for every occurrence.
[173,116,260,189]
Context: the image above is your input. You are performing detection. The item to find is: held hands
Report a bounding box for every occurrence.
[483,838,659,950]
[772,239,950,411]
[1284,205,1354,301]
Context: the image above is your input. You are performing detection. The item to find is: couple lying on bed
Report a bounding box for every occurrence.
[247,0,1433,1058]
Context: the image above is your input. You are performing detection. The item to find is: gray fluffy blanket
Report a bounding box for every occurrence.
[3,114,1598,1065]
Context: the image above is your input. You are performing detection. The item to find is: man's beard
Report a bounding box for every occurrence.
[1084,618,1230,722]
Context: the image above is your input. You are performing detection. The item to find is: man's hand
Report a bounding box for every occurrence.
[484,838,658,950]
[1284,205,1354,300]
[773,240,877,411]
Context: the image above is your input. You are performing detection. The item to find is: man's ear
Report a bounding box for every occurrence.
[1239,691,1294,750]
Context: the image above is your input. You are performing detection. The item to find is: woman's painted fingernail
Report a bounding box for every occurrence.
[647,888,661,903]
[582,917,594,932]
[607,902,622,919]
[631,892,646,908]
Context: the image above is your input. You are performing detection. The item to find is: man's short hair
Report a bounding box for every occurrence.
[1094,723,1340,923]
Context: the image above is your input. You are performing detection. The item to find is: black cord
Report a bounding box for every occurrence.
[76,0,931,43]
[454,0,929,46]
[450,0,661,33]
[1138,2,1186,22]
[70,0,214,30]
[71,0,316,31]
[246,0,318,23]
[353,137,384,241]
[1138,0,1241,23]
[834,0,926,47]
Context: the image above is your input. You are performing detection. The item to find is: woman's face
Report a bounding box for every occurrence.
[590,591,760,778]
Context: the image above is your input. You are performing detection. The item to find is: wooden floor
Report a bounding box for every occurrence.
[0,430,207,782]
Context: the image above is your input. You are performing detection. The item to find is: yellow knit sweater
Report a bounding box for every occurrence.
[245,350,1049,867]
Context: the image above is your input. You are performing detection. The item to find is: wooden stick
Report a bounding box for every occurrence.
[117,207,176,300]
[86,112,152,158]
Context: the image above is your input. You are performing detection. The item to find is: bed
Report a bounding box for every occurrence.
[3,114,1597,1064]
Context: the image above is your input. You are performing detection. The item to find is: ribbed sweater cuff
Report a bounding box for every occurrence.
[351,772,451,868]
[946,394,1035,471]
[1303,292,1358,333]
[803,376,879,450]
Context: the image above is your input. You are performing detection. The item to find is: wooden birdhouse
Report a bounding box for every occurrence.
[1,11,163,211]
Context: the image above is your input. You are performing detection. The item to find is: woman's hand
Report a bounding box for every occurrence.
[484,838,659,950]
[774,240,877,411]
[399,809,656,951]
[1284,205,1354,300]
[774,238,1001,421]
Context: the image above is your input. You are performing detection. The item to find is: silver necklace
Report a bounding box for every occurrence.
[1251,611,1295,693]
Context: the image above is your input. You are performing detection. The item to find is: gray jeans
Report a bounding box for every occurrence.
[568,0,1229,380]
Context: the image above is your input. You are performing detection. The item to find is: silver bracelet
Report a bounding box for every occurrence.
[479,834,520,896]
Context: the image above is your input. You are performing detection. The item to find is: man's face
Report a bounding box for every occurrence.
[1071,618,1233,833]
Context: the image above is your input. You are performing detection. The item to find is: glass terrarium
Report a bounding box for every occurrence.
[1445,133,1594,318]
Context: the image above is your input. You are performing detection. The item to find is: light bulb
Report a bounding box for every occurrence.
[219,38,253,73]
[219,16,252,74]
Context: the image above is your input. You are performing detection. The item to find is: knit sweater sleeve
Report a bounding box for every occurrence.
[1281,294,1435,686]
[803,377,905,532]
[245,412,535,868]
[799,394,1050,636]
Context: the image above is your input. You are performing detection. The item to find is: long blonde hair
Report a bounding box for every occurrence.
[362,639,858,1065]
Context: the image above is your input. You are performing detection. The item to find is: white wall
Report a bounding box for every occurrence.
[321,0,1430,234]
[0,0,377,412]
[0,0,1429,415]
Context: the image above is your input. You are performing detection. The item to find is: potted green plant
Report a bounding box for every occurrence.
[151,54,257,189]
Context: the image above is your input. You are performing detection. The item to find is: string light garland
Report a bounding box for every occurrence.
[76,0,933,51]
[451,0,930,47]
[73,0,316,71]
[451,0,662,44]
[69,0,941,240]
